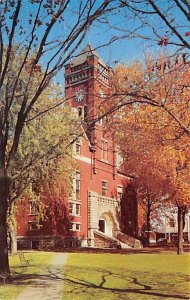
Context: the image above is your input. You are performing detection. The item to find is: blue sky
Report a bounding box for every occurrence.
[58,0,189,75]
[2,0,189,87]
[75,0,189,67]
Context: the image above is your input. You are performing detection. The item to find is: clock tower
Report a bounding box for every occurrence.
[65,44,112,140]
[63,45,138,249]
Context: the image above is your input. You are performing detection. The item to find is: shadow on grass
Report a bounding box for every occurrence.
[62,268,189,300]
[9,265,189,300]
[10,264,64,285]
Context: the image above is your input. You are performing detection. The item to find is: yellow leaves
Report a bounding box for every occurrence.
[12,88,79,203]
[173,176,190,206]
[177,151,186,169]
[114,61,144,93]
[111,94,190,207]
[112,52,190,141]
[105,52,190,215]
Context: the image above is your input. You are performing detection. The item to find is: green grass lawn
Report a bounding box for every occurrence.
[62,252,190,300]
[0,251,54,300]
[0,251,189,300]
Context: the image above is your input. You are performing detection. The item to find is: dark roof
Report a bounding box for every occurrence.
[71,44,107,67]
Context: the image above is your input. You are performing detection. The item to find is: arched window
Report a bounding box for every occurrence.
[84,105,88,122]
[78,107,83,117]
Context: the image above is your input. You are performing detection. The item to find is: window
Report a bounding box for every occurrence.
[101,181,107,196]
[69,222,81,231]
[72,171,81,200]
[117,186,123,201]
[76,204,80,216]
[77,106,88,121]
[75,143,81,155]
[28,221,38,231]
[75,138,81,155]
[78,107,83,117]
[69,202,74,215]
[76,143,81,154]
[84,105,88,122]
[75,223,80,231]
[29,200,39,215]
[101,140,108,161]
[69,223,74,230]
[75,171,81,200]
[69,202,80,216]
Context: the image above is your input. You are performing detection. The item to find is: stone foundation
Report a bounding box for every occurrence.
[17,236,83,250]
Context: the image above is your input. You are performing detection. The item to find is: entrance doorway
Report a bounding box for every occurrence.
[98,213,115,237]
[99,219,105,233]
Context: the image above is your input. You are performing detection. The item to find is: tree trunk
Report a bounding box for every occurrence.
[177,205,186,255]
[146,202,151,247]
[8,224,17,254]
[0,176,11,276]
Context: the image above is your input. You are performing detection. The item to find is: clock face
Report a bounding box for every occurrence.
[75,89,84,102]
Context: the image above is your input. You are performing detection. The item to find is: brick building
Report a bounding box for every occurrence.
[16,45,140,249]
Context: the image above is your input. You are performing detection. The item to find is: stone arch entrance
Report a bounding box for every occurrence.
[88,191,120,247]
[98,212,116,237]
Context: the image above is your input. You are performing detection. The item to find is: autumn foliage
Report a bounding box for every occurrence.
[40,170,72,236]
[104,53,190,250]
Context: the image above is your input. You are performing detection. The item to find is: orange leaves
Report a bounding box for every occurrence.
[40,175,71,236]
[111,94,190,210]
[107,53,190,210]
[113,62,144,93]
[37,157,74,236]
[107,55,190,233]
[112,52,190,139]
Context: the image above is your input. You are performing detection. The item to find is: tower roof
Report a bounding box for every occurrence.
[71,44,107,67]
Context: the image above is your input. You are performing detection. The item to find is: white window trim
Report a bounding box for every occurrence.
[75,171,81,200]
[75,138,82,155]
[75,203,81,216]
[72,170,81,200]
[28,221,39,231]
[75,223,81,231]
[69,222,81,232]
[101,180,108,196]
[69,201,81,216]
[101,139,108,162]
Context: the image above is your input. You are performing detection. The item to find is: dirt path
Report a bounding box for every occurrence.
[15,253,68,300]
